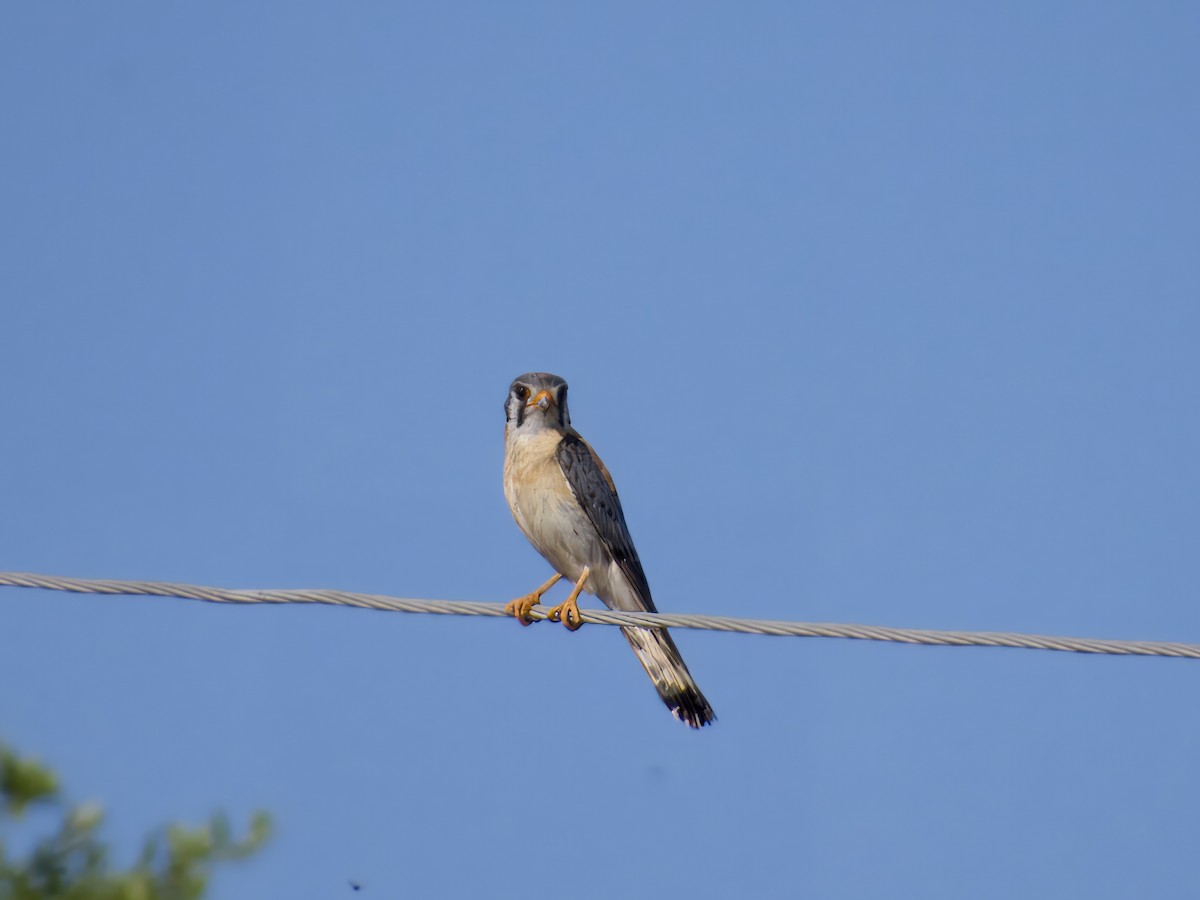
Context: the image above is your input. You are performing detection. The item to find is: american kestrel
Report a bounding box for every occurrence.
[502,372,715,729]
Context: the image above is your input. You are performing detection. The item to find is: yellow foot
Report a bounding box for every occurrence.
[546,566,590,632]
[546,595,583,631]
[503,593,539,625]
[503,573,562,626]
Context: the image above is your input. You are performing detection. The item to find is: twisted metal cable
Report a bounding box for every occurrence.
[2,570,1198,659]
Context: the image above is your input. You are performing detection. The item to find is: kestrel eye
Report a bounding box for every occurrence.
[514,385,529,400]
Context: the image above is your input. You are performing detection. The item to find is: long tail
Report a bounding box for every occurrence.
[621,626,716,728]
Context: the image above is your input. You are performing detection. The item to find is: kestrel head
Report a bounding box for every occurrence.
[505,372,570,431]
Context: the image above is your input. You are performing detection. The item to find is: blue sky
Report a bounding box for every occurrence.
[2,3,1197,898]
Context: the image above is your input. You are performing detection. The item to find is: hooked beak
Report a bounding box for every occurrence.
[528,389,554,411]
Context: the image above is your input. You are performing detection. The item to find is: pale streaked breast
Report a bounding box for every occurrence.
[504,428,602,583]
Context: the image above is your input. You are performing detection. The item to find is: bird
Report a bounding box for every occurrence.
[502,371,715,728]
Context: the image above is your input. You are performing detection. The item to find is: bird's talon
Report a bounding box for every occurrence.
[505,573,563,625]
[504,594,540,625]
[546,597,584,631]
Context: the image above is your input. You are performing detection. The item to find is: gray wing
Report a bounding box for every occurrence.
[556,432,657,613]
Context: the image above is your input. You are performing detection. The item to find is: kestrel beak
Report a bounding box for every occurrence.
[529,390,554,411]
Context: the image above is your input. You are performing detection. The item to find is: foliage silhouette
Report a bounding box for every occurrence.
[0,745,269,900]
